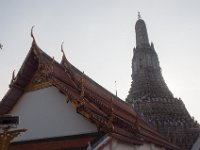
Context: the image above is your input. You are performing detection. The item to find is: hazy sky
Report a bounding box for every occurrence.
[0,0,200,122]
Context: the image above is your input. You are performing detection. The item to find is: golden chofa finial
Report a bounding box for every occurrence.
[61,42,68,68]
[61,42,66,57]
[138,11,141,19]
[60,42,73,73]
[31,25,36,42]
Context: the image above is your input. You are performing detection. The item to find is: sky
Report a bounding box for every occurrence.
[0,0,200,122]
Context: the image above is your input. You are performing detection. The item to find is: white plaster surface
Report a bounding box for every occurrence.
[94,138,166,150]
[11,86,97,142]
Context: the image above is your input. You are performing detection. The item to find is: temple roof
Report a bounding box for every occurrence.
[0,39,179,150]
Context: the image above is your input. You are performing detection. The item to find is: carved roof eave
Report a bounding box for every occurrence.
[48,56,180,149]
[0,42,180,150]
[0,41,42,114]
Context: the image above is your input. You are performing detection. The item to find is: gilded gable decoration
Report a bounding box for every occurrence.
[25,63,52,92]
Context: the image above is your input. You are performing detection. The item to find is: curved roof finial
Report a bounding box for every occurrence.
[138,11,141,19]
[61,41,70,67]
[61,42,64,53]
[31,25,36,42]
[61,42,66,58]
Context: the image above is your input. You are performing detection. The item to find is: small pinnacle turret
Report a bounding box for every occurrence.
[126,14,200,149]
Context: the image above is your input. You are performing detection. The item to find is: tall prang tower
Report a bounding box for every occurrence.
[126,14,200,150]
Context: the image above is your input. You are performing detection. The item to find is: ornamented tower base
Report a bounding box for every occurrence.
[126,14,200,150]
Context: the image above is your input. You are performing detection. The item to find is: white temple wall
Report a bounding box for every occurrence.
[10,86,97,142]
[101,138,166,150]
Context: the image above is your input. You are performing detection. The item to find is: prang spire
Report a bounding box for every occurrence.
[126,15,200,149]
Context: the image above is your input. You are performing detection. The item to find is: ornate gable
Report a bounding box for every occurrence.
[25,64,52,92]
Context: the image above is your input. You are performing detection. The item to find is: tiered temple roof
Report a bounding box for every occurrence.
[126,17,200,149]
[0,33,179,149]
